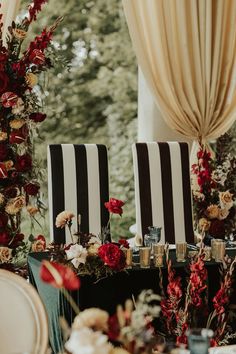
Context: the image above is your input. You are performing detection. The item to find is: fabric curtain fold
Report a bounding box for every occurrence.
[122,0,236,144]
[1,0,21,43]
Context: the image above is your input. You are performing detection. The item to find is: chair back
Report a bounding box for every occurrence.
[132,142,194,243]
[48,144,109,244]
[0,269,48,354]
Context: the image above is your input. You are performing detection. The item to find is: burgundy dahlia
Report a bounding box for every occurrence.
[15,154,32,172]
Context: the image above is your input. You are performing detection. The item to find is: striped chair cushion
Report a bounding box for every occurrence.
[48,144,109,244]
[132,142,194,244]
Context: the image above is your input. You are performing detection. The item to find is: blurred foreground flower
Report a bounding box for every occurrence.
[40,260,80,290]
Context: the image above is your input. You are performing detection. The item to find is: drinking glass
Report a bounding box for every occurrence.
[187,328,213,354]
[214,239,226,262]
[176,242,187,262]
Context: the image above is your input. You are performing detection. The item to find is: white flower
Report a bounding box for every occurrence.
[65,328,112,354]
[12,98,24,115]
[65,244,88,268]
[73,308,108,331]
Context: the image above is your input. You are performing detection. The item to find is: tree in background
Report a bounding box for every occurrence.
[20,0,138,238]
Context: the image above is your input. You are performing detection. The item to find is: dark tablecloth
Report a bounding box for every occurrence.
[28,250,236,354]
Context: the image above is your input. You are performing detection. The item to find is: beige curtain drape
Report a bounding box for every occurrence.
[122,0,236,144]
[1,0,20,42]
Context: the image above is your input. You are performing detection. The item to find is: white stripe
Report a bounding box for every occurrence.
[47,146,54,242]
[132,144,142,237]
[147,143,165,243]
[85,145,101,234]
[62,144,78,244]
[168,142,186,242]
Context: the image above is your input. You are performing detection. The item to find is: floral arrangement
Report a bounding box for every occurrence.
[39,242,236,353]
[0,0,61,270]
[49,198,129,280]
[191,145,236,239]
[160,247,236,347]
[40,259,161,354]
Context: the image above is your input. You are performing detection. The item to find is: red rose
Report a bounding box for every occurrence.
[10,233,24,248]
[209,220,225,238]
[0,163,8,179]
[105,198,125,215]
[24,182,40,196]
[29,112,46,123]
[0,213,8,228]
[98,243,126,271]
[0,231,11,246]
[1,92,18,108]
[118,239,129,249]
[29,49,45,65]
[0,72,9,94]
[40,260,81,290]
[15,154,32,172]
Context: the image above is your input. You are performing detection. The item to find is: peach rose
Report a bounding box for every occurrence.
[218,208,230,220]
[5,195,25,215]
[31,240,45,252]
[207,204,219,219]
[199,217,211,231]
[0,132,7,141]
[0,247,12,263]
[73,308,108,331]
[55,210,75,228]
[25,73,38,87]
[219,191,234,210]
[10,119,26,129]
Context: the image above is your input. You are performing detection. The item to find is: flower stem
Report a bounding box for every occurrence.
[61,287,80,315]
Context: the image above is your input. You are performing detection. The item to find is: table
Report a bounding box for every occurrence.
[28,250,236,354]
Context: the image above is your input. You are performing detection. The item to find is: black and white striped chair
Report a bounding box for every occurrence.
[132,142,194,244]
[48,144,109,244]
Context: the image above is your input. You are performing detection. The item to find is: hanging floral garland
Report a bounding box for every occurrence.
[0,0,62,272]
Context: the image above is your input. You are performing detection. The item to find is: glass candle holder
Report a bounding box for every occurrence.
[139,247,151,268]
[123,248,133,269]
[187,328,213,354]
[154,254,164,267]
[153,243,165,255]
[214,239,226,262]
[176,242,187,262]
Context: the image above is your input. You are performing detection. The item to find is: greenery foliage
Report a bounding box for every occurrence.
[20,0,138,239]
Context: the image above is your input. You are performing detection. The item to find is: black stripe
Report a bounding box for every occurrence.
[158,142,175,243]
[136,143,153,238]
[97,145,110,237]
[49,145,66,244]
[74,145,89,233]
[179,143,194,243]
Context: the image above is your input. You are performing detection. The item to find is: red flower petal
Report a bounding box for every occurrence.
[40,261,80,290]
